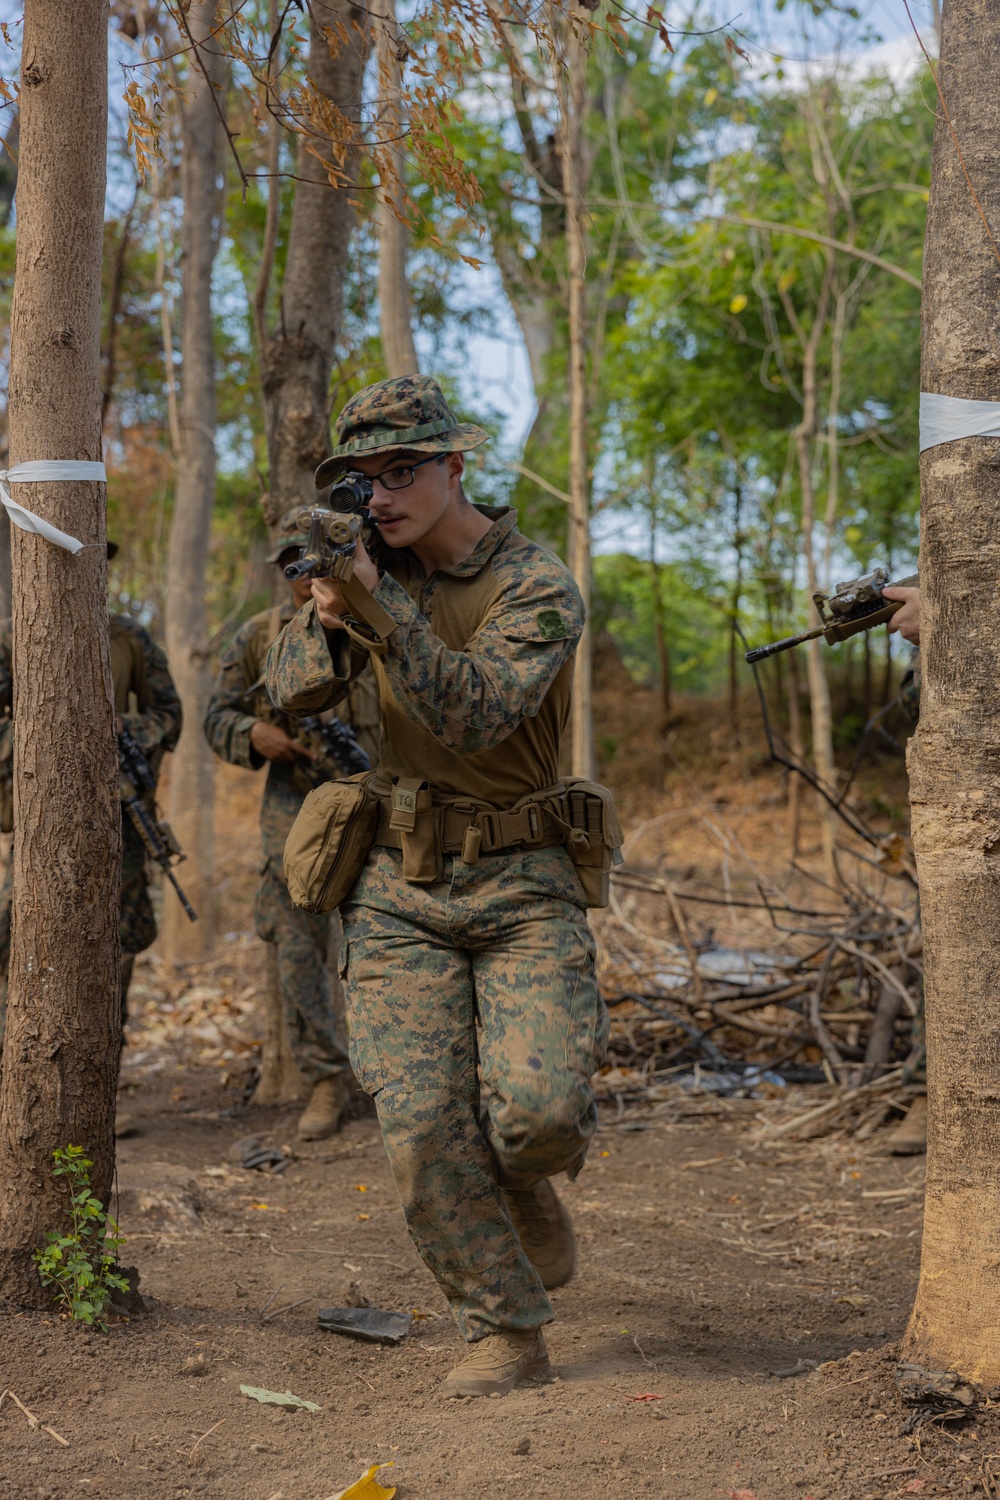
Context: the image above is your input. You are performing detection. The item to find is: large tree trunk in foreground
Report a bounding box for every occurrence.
[259,0,368,525]
[0,0,118,1305]
[376,0,419,379]
[902,0,1000,1382]
[161,0,220,962]
[559,17,594,780]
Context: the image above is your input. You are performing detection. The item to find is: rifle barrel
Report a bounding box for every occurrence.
[745,625,825,664]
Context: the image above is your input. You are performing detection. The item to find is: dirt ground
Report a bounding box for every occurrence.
[5,690,988,1500]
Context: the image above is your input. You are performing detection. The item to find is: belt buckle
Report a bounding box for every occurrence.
[479,810,500,852]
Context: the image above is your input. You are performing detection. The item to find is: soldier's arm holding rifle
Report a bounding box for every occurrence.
[204,616,316,770]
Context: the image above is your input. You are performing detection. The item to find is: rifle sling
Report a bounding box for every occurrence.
[339,571,397,654]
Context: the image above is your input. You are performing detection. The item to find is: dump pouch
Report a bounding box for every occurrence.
[283,772,379,913]
[552,777,624,909]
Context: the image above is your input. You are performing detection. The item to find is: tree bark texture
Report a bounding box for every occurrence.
[559,18,595,780]
[902,0,1000,1383]
[0,0,118,1306]
[259,0,368,525]
[376,0,419,379]
[161,0,220,962]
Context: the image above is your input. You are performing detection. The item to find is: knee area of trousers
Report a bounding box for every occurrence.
[489,1071,596,1168]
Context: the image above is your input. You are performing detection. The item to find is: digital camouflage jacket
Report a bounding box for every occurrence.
[0,613,182,841]
[264,506,585,807]
[205,601,380,859]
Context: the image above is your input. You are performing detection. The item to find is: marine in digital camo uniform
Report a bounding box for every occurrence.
[204,515,379,1141]
[0,549,182,1043]
[266,375,613,1398]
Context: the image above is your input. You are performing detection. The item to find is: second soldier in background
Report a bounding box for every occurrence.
[204,510,379,1140]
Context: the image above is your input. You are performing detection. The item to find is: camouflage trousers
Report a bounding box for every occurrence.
[341,844,608,1342]
[0,835,153,1043]
[254,856,351,1085]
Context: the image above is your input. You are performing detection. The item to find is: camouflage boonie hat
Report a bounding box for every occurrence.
[314,375,490,490]
[266,506,309,564]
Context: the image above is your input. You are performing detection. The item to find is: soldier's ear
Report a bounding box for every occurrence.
[446,452,465,482]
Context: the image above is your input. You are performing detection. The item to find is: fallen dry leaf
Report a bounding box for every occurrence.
[325,1462,396,1500]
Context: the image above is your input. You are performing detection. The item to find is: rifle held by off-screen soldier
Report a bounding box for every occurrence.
[744,568,906,665]
[118,725,198,923]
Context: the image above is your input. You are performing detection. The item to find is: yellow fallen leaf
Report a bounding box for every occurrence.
[355,1184,368,1193]
[326,1463,395,1500]
[357,1213,370,1221]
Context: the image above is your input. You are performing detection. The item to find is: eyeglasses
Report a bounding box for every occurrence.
[369,454,444,491]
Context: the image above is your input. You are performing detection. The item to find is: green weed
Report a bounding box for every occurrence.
[32,1144,129,1328]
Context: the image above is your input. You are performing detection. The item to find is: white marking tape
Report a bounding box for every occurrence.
[920,392,1000,453]
[0,461,106,554]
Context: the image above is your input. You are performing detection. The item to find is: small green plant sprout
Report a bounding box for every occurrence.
[32,1145,129,1329]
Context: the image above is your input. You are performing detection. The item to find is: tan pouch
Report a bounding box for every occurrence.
[283,773,379,913]
[557,778,624,909]
[389,776,440,884]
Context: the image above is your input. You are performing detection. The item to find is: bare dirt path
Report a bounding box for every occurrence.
[3,1063,990,1500]
[1,735,979,1500]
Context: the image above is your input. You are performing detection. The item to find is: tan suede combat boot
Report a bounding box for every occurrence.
[442,1329,553,1398]
[503,1178,576,1289]
[297,1075,349,1141]
[887,1094,927,1155]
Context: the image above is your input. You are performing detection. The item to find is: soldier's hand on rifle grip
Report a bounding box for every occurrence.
[312,535,380,629]
[884,586,920,646]
[250,720,315,764]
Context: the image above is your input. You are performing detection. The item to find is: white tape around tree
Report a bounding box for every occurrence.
[0,460,106,554]
[920,392,1000,453]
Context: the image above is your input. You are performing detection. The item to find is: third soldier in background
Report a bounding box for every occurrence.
[204,511,379,1140]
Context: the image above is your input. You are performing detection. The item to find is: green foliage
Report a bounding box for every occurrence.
[593,552,729,695]
[33,1145,129,1329]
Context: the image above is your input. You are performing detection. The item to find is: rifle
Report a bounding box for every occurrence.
[295,714,372,783]
[282,472,396,645]
[118,726,198,923]
[744,568,906,665]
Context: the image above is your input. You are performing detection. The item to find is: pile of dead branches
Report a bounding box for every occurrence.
[594,805,922,1132]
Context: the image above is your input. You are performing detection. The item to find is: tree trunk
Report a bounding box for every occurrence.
[794,272,837,882]
[258,0,369,530]
[376,0,419,379]
[728,481,743,741]
[252,948,304,1106]
[161,0,220,963]
[253,1,368,1094]
[0,0,118,1305]
[901,0,1000,1383]
[559,17,594,780]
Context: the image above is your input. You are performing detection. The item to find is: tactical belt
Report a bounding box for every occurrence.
[373,798,564,860]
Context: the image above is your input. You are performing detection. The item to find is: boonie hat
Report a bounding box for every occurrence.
[314,375,490,490]
[266,506,310,564]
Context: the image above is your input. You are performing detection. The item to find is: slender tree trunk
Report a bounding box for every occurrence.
[901,0,1000,1383]
[559,17,594,779]
[787,646,804,860]
[647,495,670,728]
[376,0,419,379]
[161,0,220,962]
[254,2,368,1094]
[0,0,118,1305]
[258,0,369,530]
[794,272,837,881]
[728,481,744,740]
